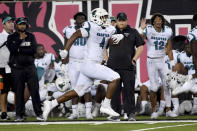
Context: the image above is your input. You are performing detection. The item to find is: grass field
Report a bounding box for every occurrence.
[0,116,197,131]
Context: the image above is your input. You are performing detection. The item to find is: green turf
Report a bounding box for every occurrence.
[1,115,197,122]
[0,115,197,131]
[0,122,197,131]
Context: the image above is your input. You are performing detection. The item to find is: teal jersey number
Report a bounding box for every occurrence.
[99,37,105,49]
[73,38,86,46]
[166,61,171,70]
[185,65,195,70]
[154,40,165,50]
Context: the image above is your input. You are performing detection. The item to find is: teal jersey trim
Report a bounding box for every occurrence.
[85,22,91,36]
[189,33,196,42]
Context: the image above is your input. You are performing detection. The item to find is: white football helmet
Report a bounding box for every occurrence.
[90,8,110,27]
[7,91,15,104]
[55,76,71,92]
[165,72,188,90]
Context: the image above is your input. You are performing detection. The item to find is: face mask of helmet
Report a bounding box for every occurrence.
[90,8,110,27]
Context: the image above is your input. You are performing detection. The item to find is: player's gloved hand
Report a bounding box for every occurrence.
[111,34,124,44]
[59,49,68,59]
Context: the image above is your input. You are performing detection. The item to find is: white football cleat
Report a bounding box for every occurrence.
[157,109,164,116]
[151,112,159,119]
[68,113,78,120]
[123,113,128,120]
[138,109,146,115]
[92,106,100,117]
[191,106,197,115]
[100,102,120,117]
[43,100,53,121]
[172,108,179,116]
[86,113,93,120]
[166,110,178,117]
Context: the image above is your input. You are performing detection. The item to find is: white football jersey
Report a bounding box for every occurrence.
[63,25,86,59]
[35,53,55,71]
[143,25,173,58]
[0,29,10,67]
[178,52,195,75]
[80,21,116,62]
[164,50,180,72]
[187,26,197,42]
[54,61,69,78]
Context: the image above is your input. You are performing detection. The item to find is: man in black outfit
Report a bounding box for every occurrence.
[6,17,43,121]
[107,12,145,121]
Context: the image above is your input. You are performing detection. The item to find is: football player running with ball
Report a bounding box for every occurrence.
[43,8,123,121]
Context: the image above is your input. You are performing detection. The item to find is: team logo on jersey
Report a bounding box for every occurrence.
[124,33,130,37]
[20,42,31,47]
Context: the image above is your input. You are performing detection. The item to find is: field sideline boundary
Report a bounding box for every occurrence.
[0,120,197,125]
[130,123,197,131]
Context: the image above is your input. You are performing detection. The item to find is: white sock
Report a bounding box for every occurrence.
[141,101,148,111]
[95,102,101,108]
[72,104,78,115]
[193,97,197,107]
[159,100,166,110]
[85,102,92,115]
[103,97,111,105]
[51,99,58,108]
[172,98,179,110]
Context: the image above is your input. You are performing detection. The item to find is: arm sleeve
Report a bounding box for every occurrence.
[51,53,55,62]
[134,29,145,47]
[62,27,67,38]
[80,22,91,37]
[18,34,37,55]
[143,27,148,37]
[168,28,173,39]
[187,32,196,42]
[0,35,6,47]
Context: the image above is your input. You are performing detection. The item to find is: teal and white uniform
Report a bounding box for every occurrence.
[73,21,120,96]
[144,25,173,107]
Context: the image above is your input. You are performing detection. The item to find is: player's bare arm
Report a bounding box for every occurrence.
[191,41,197,78]
[60,29,82,59]
[65,29,82,51]
[132,45,144,65]
[138,18,147,39]
[166,39,175,71]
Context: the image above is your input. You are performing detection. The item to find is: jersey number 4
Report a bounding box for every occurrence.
[99,37,105,49]
[154,40,164,50]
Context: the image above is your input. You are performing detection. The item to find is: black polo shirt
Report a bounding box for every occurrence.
[107,25,145,70]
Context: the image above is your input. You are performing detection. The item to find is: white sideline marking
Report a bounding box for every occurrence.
[130,123,197,131]
[1,120,197,125]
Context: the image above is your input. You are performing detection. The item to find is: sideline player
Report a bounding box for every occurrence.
[138,13,177,119]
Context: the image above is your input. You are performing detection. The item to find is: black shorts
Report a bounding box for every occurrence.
[0,68,12,93]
